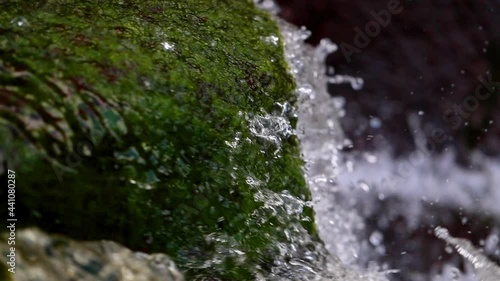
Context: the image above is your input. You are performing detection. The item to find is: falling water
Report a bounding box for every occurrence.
[248,1,390,280]
[254,1,500,281]
[435,227,500,281]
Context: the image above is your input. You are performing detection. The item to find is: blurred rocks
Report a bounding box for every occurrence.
[0,228,184,281]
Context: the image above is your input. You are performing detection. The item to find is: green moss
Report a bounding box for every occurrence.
[0,0,315,279]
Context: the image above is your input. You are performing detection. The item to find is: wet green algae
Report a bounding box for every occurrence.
[0,0,316,279]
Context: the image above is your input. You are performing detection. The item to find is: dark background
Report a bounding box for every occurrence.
[278,0,500,161]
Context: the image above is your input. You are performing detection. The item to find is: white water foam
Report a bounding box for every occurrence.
[256,0,500,280]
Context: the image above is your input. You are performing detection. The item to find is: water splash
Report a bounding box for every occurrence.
[435,227,500,281]
[258,1,500,281]
[262,35,280,46]
[161,41,175,51]
[247,113,294,154]
[256,0,390,280]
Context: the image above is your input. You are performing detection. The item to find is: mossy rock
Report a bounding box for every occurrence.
[0,0,315,279]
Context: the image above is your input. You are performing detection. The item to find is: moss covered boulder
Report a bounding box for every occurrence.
[0,0,315,279]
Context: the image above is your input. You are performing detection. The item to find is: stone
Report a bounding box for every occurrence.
[0,0,316,279]
[0,228,184,281]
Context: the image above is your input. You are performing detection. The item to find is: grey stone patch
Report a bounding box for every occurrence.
[0,228,184,281]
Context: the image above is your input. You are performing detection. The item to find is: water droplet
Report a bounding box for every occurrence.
[435,226,450,239]
[161,41,175,51]
[317,38,338,58]
[328,75,364,90]
[369,231,383,246]
[327,66,335,75]
[363,153,378,163]
[346,160,354,173]
[485,234,499,253]
[338,109,345,118]
[298,26,312,40]
[369,117,382,128]
[262,35,279,46]
[358,180,370,192]
[445,245,453,253]
[11,16,28,27]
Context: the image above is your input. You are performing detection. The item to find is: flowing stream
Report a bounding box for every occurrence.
[254,1,500,280]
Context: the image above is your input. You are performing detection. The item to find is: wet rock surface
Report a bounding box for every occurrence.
[0,1,316,279]
[0,228,184,281]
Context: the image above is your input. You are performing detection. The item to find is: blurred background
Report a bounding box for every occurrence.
[275,0,500,280]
